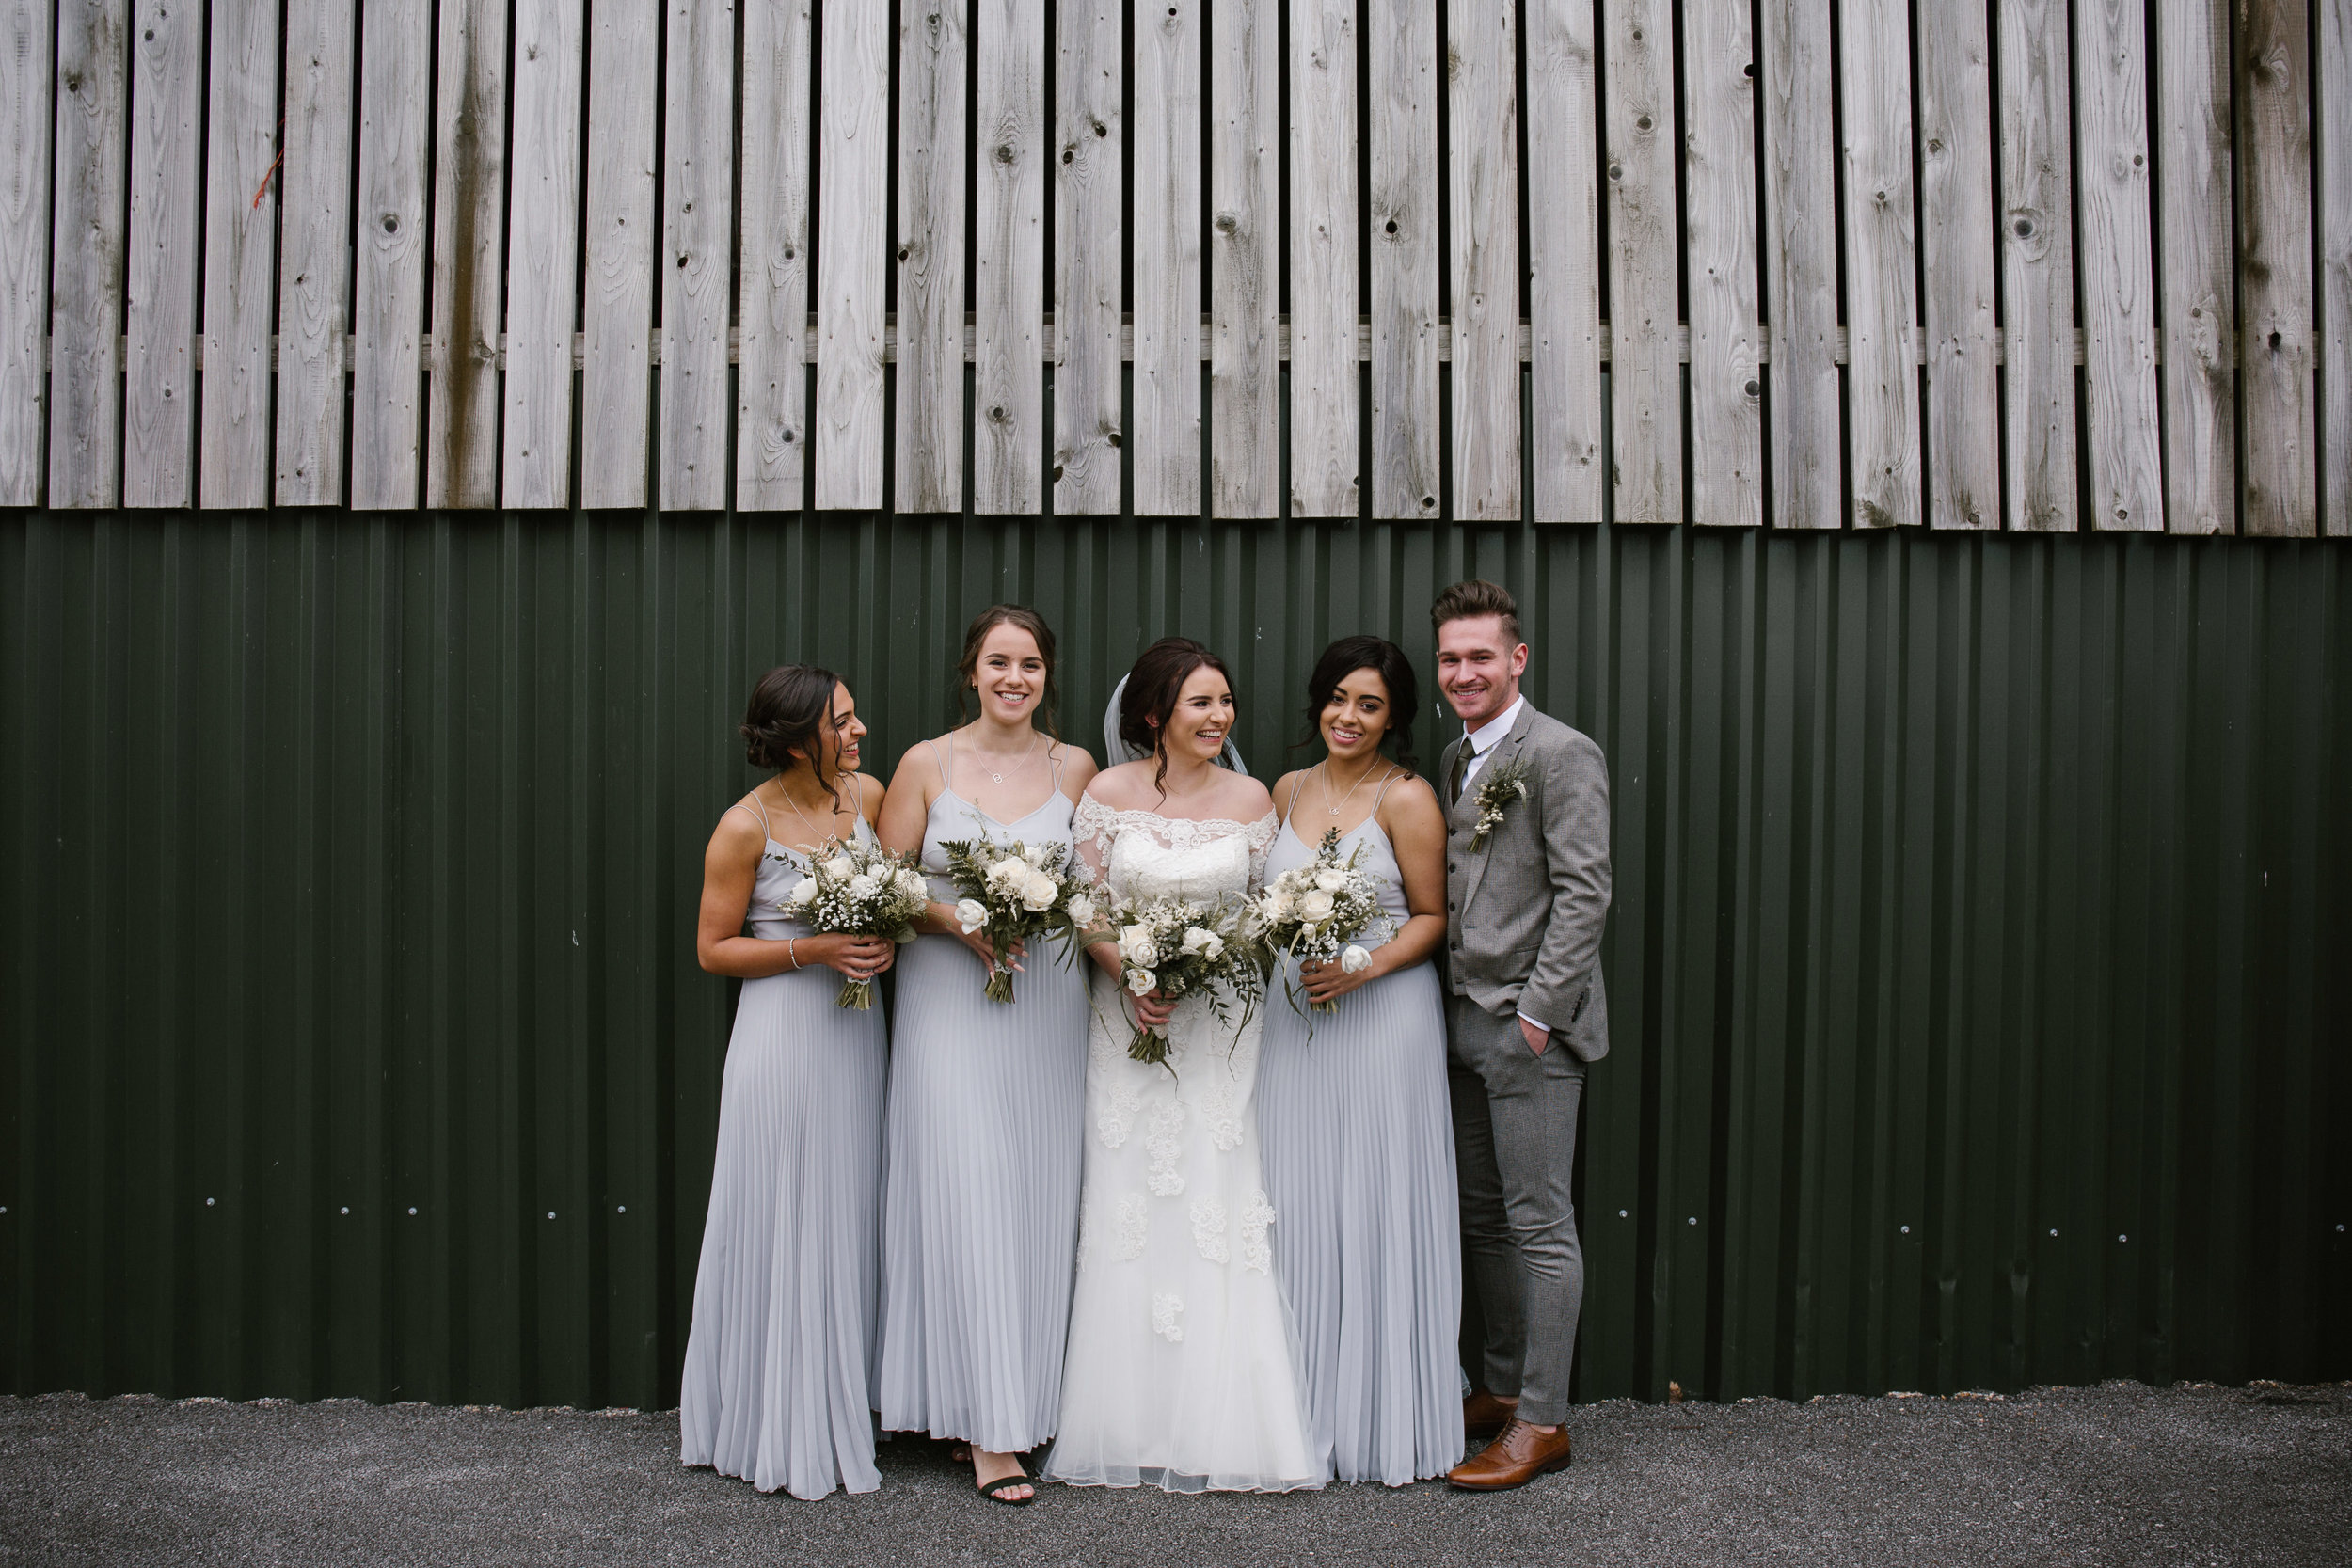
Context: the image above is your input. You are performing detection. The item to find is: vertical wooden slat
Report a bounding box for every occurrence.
[1606,0,1682,523]
[973,0,1044,515]
[1210,0,1277,518]
[351,0,430,510]
[660,0,733,509]
[1132,0,1200,516]
[2074,0,2163,531]
[735,0,810,512]
[816,0,888,511]
[1366,0,1437,519]
[1839,0,1917,528]
[50,0,126,510]
[1759,0,1838,529]
[2159,0,2234,535]
[1051,0,1120,515]
[1288,0,1357,518]
[1,0,54,503]
[275,0,358,505]
[894,0,968,513]
[1915,0,1998,528]
[1682,0,1760,528]
[2236,0,2316,536]
[199,0,280,508]
[502,0,584,508]
[2325,0,2351,534]
[1448,0,1518,521]
[426,0,509,509]
[123,0,200,507]
[1526,0,1601,524]
[1999,0,2076,531]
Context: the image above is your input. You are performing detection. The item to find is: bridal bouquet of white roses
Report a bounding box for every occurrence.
[938,836,1101,1003]
[783,837,930,1009]
[1257,827,1391,1015]
[1108,894,1268,1066]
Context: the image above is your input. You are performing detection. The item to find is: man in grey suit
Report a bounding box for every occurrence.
[1430,580,1612,1490]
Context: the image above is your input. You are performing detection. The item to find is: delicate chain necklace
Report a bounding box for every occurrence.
[973,730,1041,785]
[774,777,839,849]
[1318,759,1392,817]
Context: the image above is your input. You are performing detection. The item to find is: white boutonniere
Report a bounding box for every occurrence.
[1467,758,1534,851]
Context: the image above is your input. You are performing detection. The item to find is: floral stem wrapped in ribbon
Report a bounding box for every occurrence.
[783,837,930,1008]
[1466,758,1534,852]
[1106,894,1268,1067]
[1256,826,1391,1016]
[938,835,1101,1003]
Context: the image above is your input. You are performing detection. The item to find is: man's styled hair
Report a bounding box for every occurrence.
[1431,579,1523,646]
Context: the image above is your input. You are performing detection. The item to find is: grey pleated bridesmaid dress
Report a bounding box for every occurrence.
[1257,779,1465,1484]
[879,741,1089,1453]
[679,807,887,1500]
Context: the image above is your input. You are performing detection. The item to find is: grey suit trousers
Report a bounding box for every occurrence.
[1447,993,1586,1426]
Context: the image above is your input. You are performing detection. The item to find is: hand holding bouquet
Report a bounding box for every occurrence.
[1107,895,1268,1066]
[783,837,930,1008]
[939,836,1102,1003]
[1256,827,1391,1015]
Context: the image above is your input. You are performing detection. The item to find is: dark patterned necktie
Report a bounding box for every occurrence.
[1448,744,1470,807]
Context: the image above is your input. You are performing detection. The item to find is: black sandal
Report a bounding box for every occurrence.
[977,1473,1037,1506]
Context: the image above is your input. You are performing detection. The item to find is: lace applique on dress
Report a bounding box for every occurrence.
[1144,1100,1188,1196]
[1189,1199,1229,1264]
[1152,1293,1185,1342]
[1116,1194,1149,1260]
[1237,1191,1278,1275]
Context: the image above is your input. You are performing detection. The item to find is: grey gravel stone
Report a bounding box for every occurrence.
[2,1381,2345,1566]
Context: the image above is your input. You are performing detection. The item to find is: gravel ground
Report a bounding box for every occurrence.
[2,1381,2344,1567]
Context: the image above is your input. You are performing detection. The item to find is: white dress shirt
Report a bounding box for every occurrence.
[1454,695,1549,1037]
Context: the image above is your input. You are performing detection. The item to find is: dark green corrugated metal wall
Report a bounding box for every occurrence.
[4,512,2345,1409]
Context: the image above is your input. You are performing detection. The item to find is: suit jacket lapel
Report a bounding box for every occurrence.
[1456,703,1537,912]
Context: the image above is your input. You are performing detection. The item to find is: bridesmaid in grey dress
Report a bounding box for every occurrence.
[876,607,1097,1505]
[679,667,899,1500]
[1259,636,1464,1485]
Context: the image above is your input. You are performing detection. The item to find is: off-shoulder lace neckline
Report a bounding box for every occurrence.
[1074,798,1277,836]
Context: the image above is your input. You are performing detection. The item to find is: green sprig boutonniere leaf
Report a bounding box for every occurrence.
[1467,758,1534,851]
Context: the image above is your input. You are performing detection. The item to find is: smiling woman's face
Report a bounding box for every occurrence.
[972,622,1046,726]
[1320,666,1392,762]
[803,683,866,780]
[1161,664,1236,763]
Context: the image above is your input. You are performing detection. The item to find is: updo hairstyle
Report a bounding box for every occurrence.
[740,664,848,805]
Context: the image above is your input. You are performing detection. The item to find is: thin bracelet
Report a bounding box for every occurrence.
[787,936,800,971]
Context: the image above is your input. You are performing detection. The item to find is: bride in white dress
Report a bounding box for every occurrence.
[1043,639,1326,1493]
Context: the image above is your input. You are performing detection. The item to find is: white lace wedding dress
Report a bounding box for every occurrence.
[1041,799,1326,1493]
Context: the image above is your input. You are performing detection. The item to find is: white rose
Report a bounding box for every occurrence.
[1017,870,1057,911]
[1312,869,1347,892]
[1299,890,1335,922]
[1199,932,1225,962]
[1125,967,1157,995]
[1180,925,1216,955]
[954,897,988,933]
[1258,890,1292,924]
[1023,842,1056,868]
[986,856,1026,890]
[1065,895,1096,927]
[846,873,878,900]
[1118,924,1156,965]
[789,877,819,907]
[1341,944,1372,974]
[895,867,929,900]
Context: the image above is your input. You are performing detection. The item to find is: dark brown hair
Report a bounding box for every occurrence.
[1431,578,1523,646]
[955,604,1060,737]
[740,664,849,805]
[1119,637,1234,797]
[1300,635,1421,768]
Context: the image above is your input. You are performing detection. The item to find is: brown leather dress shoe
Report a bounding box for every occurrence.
[1446,1418,1574,1490]
[1463,1389,1518,1442]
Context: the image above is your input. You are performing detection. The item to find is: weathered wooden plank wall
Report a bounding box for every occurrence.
[6,0,2346,536]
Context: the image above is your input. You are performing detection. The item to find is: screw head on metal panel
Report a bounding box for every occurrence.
[1900,1225,1910,1233]
[340,1207,349,1215]
[547,1212,557,1220]
[0,1207,8,1214]
[617,1205,627,1214]
[1619,1210,1629,1218]
[1687,1216,1697,1226]
[408,1207,418,1216]
[2048,1228,2058,1237]
[2118,1234,2127,1243]
[206,1197,215,1206]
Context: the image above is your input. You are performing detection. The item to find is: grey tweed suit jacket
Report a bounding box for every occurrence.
[1438,702,1613,1063]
